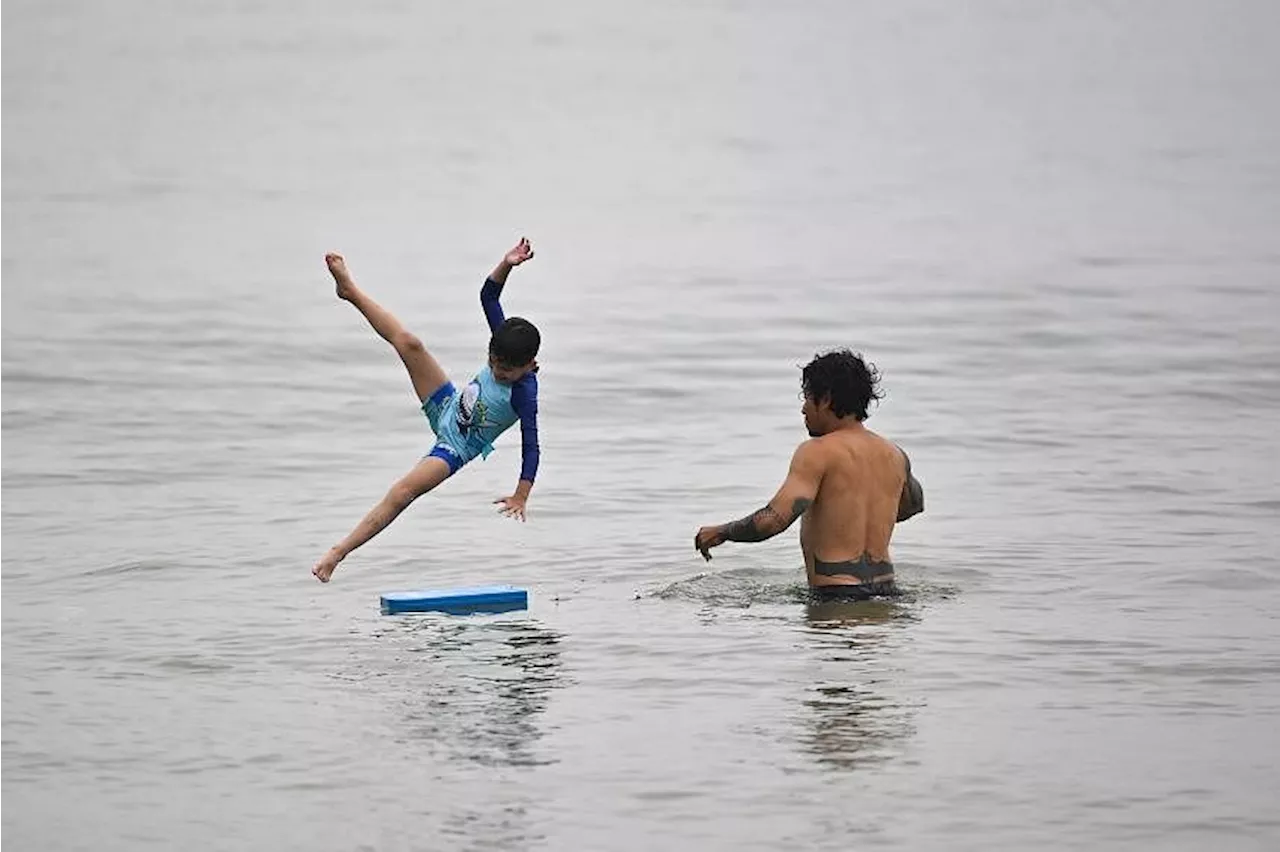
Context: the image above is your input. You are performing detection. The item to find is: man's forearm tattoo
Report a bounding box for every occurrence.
[720,506,782,542]
[720,498,812,543]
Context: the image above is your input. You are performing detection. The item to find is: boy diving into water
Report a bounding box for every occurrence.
[312,238,541,583]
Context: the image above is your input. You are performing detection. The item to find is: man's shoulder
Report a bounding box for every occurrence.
[804,429,898,463]
[792,437,833,467]
[853,428,903,458]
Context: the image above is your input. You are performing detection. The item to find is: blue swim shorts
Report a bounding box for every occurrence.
[421,382,466,475]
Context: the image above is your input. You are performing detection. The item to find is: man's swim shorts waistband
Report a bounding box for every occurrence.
[808,581,901,602]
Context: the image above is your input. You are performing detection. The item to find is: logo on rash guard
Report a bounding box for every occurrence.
[456,379,488,434]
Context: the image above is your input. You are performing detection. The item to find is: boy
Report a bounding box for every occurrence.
[312,238,542,583]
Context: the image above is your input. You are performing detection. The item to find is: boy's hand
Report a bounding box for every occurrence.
[495,493,528,522]
[503,237,535,267]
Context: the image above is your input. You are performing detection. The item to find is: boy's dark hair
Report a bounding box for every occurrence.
[801,349,883,421]
[489,316,541,367]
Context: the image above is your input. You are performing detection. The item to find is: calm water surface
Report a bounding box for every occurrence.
[4,1,1279,849]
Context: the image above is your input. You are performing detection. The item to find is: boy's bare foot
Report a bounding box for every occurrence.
[325,253,357,301]
[313,549,342,583]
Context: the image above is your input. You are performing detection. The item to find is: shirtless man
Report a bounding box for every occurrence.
[694,349,923,600]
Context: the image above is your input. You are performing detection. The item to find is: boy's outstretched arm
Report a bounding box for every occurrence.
[495,374,540,522]
[481,237,534,331]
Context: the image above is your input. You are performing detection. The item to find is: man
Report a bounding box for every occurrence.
[694,349,923,600]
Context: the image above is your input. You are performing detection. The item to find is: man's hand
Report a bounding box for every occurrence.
[495,493,528,522]
[694,525,725,561]
[504,237,535,267]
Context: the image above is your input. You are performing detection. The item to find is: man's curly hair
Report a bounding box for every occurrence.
[801,349,883,421]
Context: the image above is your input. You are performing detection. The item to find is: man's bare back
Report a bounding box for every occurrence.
[799,425,905,588]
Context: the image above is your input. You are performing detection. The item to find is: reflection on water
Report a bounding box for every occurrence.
[440,800,539,852]
[805,597,905,628]
[799,599,918,771]
[658,566,921,773]
[358,617,565,769]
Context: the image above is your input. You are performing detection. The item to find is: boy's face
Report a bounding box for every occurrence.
[490,355,537,385]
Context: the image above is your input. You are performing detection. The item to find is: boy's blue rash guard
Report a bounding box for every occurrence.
[480,277,540,483]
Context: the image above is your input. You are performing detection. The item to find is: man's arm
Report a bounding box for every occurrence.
[896,445,924,522]
[481,237,534,332]
[695,441,825,560]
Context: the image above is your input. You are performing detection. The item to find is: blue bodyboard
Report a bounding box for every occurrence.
[380,585,528,616]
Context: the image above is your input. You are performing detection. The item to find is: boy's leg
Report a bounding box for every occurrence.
[313,455,454,583]
[325,253,449,403]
